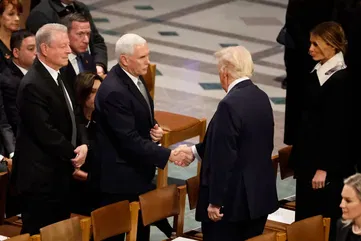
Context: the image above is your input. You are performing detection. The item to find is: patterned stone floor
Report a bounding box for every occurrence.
[81,0,296,239]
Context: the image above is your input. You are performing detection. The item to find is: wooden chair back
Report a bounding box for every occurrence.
[286,215,325,241]
[278,145,293,180]
[139,184,186,236]
[186,175,199,210]
[91,200,139,241]
[247,232,277,241]
[7,233,30,241]
[142,64,156,100]
[40,217,82,241]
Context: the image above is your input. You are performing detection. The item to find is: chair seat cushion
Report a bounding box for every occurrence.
[155,111,200,132]
[0,224,22,237]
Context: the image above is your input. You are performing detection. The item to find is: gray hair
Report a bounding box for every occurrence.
[342,173,361,227]
[36,23,68,54]
[214,45,254,79]
[115,33,146,61]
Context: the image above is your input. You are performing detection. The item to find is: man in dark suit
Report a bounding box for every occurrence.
[175,46,279,241]
[60,13,96,93]
[0,29,36,136]
[93,33,192,240]
[13,23,88,235]
[0,88,15,166]
[26,0,107,76]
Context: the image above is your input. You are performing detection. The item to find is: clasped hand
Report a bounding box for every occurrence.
[169,144,195,167]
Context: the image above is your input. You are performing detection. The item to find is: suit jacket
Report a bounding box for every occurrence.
[195,79,278,222]
[60,52,97,97]
[26,0,107,70]
[0,61,24,134]
[289,70,354,180]
[93,64,170,195]
[13,58,88,195]
[0,88,15,156]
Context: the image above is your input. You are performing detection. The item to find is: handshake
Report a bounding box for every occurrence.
[169,144,195,167]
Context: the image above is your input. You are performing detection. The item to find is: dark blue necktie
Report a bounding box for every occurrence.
[76,55,84,73]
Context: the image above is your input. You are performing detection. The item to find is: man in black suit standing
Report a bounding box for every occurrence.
[0,29,36,136]
[60,13,97,93]
[0,88,15,166]
[175,46,278,241]
[93,33,192,240]
[13,23,88,235]
[26,0,107,76]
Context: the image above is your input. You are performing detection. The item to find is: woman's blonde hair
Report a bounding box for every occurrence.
[214,45,254,79]
[311,21,347,55]
[341,173,361,227]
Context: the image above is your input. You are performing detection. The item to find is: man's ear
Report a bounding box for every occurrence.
[40,43,48,57]
[119,55,128,67]
[12,48,20,59]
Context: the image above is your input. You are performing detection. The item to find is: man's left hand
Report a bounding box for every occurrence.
[207,204,223,222]
[150,124,163,142]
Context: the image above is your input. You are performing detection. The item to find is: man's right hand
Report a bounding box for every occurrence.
[169,145,195,166]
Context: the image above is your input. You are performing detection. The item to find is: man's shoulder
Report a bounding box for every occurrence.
[30,0,52,13]
[74,0,90,12]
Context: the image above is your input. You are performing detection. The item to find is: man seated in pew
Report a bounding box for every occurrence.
[0,29,36,136]
[174,45,279,241]
[92,33,192,240]
[60,13,97,96]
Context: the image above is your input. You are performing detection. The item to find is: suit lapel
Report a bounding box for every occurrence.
[9,61,24,79]
[33,58,71,115]
[82,52,96,72]
[115,65,154,125]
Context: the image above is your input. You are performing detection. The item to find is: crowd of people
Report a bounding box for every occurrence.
[0,0,360,241]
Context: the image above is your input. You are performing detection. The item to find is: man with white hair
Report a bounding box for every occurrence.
[174,46,278,241]
[13,23,88,235]
[92,33,192,240]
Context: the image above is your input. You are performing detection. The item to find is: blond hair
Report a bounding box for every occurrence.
[341,173,361,227]
[214,45,254,80]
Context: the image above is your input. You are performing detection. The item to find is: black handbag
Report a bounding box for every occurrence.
[276,26,295,49]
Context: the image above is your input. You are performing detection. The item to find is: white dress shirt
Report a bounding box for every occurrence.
[13,62,28,75]
[191,77,250,162]
[311,51,346,86]
[122,67,140,91]
[38,59,73,110]
[68,53,80,75]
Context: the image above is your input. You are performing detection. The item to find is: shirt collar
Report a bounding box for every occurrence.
[311,51,345,73]
[227,77,249,94]
[68,53,77,62]
[38,58,60,83]
[12,61,28,75]
[121,67,139,87]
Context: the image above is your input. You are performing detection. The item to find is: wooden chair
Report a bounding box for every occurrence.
[138,184,186,238]
[40,216,82,241]
[142,64,207,188]
[246,232,284,241]
[286,215,329,241]
[6,234,30,241]
[91,200,139,241]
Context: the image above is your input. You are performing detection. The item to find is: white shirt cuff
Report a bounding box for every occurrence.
[9,152,14,159]
[191,145,201,162]
[0,155,3,161]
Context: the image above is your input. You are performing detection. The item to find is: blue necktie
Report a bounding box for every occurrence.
[76,55,84,73]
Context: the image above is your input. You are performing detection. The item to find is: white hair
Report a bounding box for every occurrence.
[214,45,254,79]
[36,23,68,54]
[115,33,147,61]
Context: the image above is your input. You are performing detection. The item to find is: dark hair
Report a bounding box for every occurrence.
[75,72,102,107]
[60,12,89,31]
[311,21,347,54]
[10,29,34,51]
[0,0,22,15]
